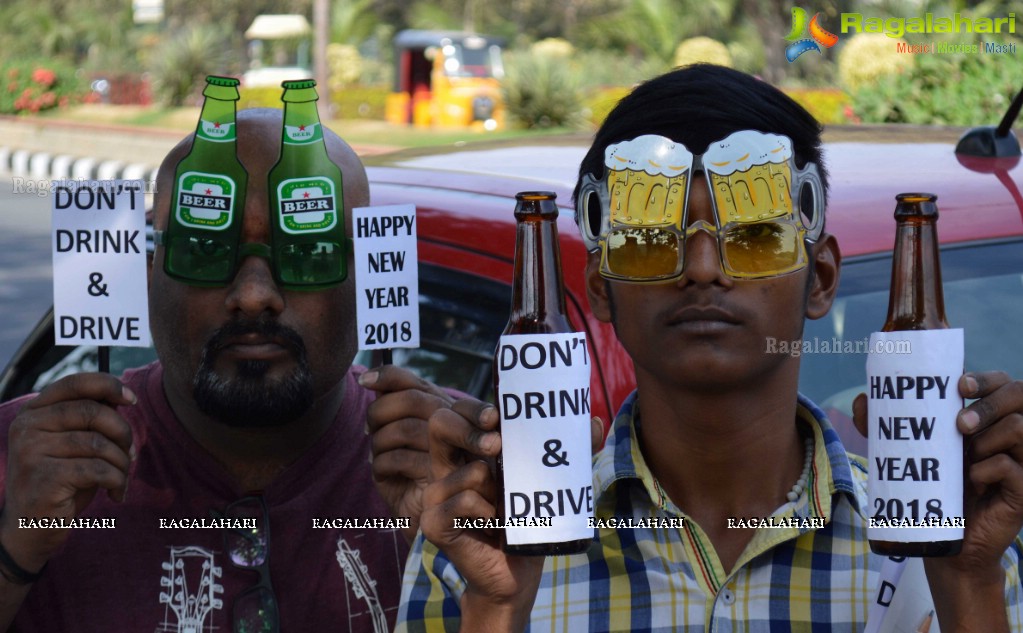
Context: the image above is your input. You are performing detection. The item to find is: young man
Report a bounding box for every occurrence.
[0,108,443,631]
[397,65,1023,631]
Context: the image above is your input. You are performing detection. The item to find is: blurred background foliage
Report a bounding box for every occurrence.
[0,0,1020,126]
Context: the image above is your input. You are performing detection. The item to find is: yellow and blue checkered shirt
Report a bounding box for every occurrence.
[397,393,1023,632]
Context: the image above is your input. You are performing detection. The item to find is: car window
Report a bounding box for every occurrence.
[799,238,1023,455]
[1,263,510,403]
[357,263,509,399]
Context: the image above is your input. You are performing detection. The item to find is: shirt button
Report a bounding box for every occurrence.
[720,589,735,605]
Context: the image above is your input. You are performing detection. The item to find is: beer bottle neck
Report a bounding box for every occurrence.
[198,99,236,124]
[883,216,949,330]
[193,90,238,149]
[280,99,327,153]
[509,211,570,328]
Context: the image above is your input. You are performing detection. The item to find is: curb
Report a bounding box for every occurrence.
[0,146,159,185]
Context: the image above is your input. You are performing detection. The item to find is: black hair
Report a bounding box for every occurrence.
[575,64,828,233]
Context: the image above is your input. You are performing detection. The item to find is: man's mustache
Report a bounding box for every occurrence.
[203,318,307,359]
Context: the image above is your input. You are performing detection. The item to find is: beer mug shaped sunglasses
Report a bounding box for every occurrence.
[576,130,824,282]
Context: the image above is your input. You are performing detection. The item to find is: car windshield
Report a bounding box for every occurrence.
[799,238,1023,455]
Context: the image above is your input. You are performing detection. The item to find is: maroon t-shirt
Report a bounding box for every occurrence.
[0,362,409,632]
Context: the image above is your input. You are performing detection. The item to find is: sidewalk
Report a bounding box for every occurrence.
[0,114,400,185]
[0,115,176,184]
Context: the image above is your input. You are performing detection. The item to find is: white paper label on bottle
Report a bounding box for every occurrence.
[497,332,594,545]
[866,329,964,543]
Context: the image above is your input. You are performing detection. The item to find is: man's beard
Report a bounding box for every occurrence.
[192,318,314,428]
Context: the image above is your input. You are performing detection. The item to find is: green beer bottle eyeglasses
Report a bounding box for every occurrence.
[155,230,350,291]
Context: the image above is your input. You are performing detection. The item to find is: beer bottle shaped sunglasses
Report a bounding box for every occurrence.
[161,77,348,292]
[576,131,825,282]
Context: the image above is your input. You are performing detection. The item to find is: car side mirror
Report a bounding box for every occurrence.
[955,83,1022,158]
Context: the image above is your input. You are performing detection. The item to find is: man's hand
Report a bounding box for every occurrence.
[854,371,1023,632]
[361,365,455,542]
[420,399,543,632]
[0,373,136,576]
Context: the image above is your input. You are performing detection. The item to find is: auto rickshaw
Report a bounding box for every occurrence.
[385,30,505,130]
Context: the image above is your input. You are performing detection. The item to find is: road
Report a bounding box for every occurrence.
[0,175,55,370]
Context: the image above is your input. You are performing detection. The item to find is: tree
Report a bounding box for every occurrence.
[333,0,378,44]
[0,0,137,68]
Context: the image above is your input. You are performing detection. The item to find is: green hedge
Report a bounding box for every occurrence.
[332,85,388,119]
[851,48,1023,125]
[237,87,281,110]
[238,85,388,120]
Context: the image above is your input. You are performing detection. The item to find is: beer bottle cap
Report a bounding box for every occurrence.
[514,191,558,219]
[515,191,557,201]
[282,79,317,90]
[205,75,240,87]
[894,192,939,218]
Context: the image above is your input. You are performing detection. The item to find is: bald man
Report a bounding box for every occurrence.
[0,109,440,631]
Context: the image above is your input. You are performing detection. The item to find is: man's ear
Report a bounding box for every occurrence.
[585,250,613,323]
[806,233,841,320]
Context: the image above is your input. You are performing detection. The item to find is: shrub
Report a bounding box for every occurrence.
[150,25,231,107]
[331,85,388,119]
[567,49,668,93]
[0,58,90,115]
[531,38,575,59]
[501,51,584,129]
[582,86,632,128]
[783,88,853,125]
[837,33,913,93]
[673,37,733,69]
[327,43,362,91]
[851,45,1023,125]
[237,87,282,110]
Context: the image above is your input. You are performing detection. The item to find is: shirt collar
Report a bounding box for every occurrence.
[592,390,863,518]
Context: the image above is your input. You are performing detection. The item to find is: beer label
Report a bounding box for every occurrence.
[174,172,235,230]
[866,329,965,543]
[283,122,323,145]
[277,176,338,234]
[196,119,236,143]
[497,332,594,545]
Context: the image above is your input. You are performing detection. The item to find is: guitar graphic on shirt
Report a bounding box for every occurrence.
[335,538,388,633]
[158,546,224,633]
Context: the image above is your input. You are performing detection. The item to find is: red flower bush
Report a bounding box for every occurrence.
[31,68,56,87]
[0,59,88,115]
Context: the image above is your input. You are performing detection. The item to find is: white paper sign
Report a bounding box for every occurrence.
[52,180,151,347]
[865,557,939,633]
[353,204,419,350]
[867,329,964,543]
[497,332,593,545]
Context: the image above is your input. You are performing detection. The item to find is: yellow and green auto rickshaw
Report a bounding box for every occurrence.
[385,30,505,130]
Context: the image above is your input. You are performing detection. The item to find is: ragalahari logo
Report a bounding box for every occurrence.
[784,7,839,61]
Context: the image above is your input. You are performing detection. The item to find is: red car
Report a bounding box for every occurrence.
[366,123,1023,451]
[3,125,1022,455]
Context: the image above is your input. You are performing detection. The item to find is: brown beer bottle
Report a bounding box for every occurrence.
[870,192,963,557]
[495,191,591,556]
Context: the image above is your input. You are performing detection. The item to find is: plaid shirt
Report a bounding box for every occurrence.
[397,393,1023,632]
